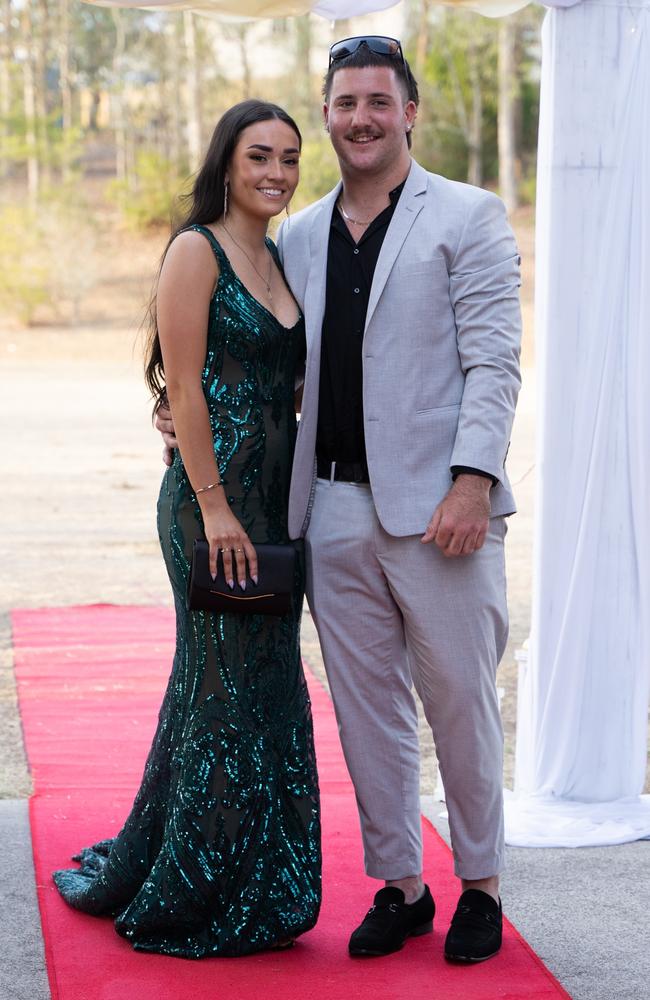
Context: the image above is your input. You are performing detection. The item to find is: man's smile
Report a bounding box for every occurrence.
[347,132,382,144]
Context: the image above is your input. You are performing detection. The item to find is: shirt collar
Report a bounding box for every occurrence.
[330,178,406,244]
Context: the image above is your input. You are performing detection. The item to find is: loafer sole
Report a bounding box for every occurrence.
[444,945,501,964]
[349,919,434,957]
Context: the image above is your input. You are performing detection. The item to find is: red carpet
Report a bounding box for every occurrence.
[12,605,570,1000]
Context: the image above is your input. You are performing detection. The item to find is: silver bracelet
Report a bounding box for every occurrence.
[195,480,224,494]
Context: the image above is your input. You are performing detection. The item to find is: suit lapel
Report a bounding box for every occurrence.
[303,183,340,355]
[364,160,428,332]
[300,183,340,428]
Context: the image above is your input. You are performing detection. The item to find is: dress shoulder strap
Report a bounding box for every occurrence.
[266,237,282,269]
[179,224,228,268]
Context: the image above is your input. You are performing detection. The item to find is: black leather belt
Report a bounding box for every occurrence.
[316,457,369,484]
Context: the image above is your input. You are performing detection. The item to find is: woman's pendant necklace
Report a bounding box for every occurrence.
[220,222,273,300]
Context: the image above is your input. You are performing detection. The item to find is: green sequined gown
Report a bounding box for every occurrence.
[53,227,321,957]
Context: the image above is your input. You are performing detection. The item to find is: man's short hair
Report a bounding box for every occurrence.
[322,43,419,149]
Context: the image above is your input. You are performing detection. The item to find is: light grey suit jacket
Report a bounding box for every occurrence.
[277,159,522,540]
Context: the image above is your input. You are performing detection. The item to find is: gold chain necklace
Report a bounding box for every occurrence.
[337,198,372,227]
[219,222,273,300]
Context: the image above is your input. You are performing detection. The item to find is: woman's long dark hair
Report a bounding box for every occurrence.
[144,99,302,415]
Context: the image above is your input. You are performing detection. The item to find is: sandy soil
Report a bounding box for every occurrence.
[1,209,537,799]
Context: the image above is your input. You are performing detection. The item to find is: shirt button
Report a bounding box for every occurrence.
[353,248,360,255]
[353,287,360,294]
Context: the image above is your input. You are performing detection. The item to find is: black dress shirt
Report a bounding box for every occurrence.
[316,184,404,474]
[315,183,494,486]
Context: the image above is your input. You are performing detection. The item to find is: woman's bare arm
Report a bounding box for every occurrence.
[157,231,257,586]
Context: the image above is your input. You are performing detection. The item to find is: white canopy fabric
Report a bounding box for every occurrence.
[82,0,314,13]
[79,0,401,16]
[81,0,530,20]
[506,0,650,848]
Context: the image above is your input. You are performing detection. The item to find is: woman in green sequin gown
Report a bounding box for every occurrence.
[53,102,321,957]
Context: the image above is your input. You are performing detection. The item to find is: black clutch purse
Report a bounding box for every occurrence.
[187,538,295,616]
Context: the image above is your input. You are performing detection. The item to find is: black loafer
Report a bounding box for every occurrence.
[444,889,502,963]
[348,885,435,957]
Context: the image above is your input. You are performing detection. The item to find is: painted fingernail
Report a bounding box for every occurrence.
[211,573,216,581]
[227,579,234,590]
[240,581,246,591]
[251,575,258,586]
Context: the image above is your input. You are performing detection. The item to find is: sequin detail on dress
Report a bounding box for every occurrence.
[53,227,320,957]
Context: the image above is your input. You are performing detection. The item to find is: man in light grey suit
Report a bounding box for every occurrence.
[276,37,521,963]
[159,36,521,963]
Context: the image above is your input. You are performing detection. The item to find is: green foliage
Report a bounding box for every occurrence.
[407,10,498,183]
[406,7,543,189]
[0,2,544,278]
[518,173,537,207]
[520,77,541,176]
[0,190,98,326]
[0,204,49,325]
[412,121,466,182]
[0,111,84,174]
[107,151,190,230]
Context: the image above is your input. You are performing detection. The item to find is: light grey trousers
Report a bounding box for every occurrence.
[304,478,508,881]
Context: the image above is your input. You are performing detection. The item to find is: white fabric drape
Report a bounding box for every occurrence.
[81,0,530,20]
[80,0,402,17]
[311,0,529,15]
[506,0,650,848]
[82,1,315,13]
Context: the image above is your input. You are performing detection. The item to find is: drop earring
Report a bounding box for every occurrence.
[224,181,229,217]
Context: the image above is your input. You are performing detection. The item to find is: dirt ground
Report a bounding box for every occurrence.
[1,208,537,800]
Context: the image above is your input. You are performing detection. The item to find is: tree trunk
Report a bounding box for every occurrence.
[183,10,202,172]
[89,89,101,132]
[498,19,518,213]
[234,23,251,102]
[166,15,182,173]
[295,15,313,126]
[111,9,127,183]
[414,0,431,80]
[0,0,12,181]
[441,14,469,141]
[35,0,51,188]
[467,36,482,187]
[21,5,39,202]
[58,0,73,181]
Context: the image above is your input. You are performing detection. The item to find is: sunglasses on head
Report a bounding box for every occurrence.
[328,35,406,70]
